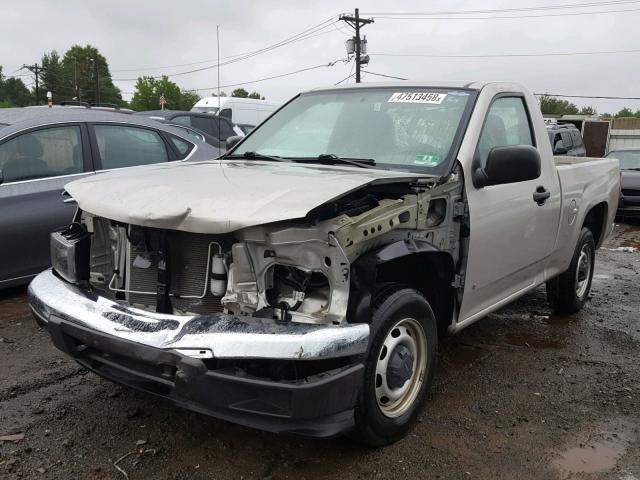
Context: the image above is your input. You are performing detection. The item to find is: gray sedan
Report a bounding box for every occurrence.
[0,107,221,288]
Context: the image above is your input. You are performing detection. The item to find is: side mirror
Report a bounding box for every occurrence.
[226,135,243,150]
[473,145,541,188]
[554,140,568,155]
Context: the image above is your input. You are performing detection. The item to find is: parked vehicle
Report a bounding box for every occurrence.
[29,82,619,446]
[191,97,279,127]
[605,148,640,218]
[159,121,224,149]
[134,110,240,142]
[0,108,221,288]
[547,123,586,156]
[236,123,255,135]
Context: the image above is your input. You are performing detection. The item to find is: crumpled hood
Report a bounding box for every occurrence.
[66,160,432,233]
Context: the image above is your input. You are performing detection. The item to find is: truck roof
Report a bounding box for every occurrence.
[307,80,523,94]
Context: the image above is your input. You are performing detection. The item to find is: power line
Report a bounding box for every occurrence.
[362,0,640,16]
[370,7,640,20]
[534,93,640,100]
[184,59,345,92]
[111,17,340,78]
[370,48,640,58]
[360,70,408,80]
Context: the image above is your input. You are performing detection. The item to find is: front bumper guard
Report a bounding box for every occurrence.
[28,270,369,360]
[28,270,370,437]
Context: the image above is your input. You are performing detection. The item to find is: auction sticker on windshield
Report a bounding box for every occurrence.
[388,92,447,104]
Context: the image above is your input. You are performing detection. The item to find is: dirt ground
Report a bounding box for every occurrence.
[1,223,638,480]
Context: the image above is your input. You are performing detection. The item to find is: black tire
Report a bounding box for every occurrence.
[352,285,438,447]
[546,227,596,314]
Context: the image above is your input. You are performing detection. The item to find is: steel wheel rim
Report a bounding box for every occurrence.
[375,317,427,418]
[575,244,592,299]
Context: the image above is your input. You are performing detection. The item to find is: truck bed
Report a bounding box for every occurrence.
[547,155,619,279]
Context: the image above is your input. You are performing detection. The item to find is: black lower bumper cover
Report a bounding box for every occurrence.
[43,315,364,438]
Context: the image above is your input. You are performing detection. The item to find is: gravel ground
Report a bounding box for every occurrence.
[0,223,638,480]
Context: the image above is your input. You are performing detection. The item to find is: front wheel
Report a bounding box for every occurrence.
[352,286,437,447]
[546,227,596,314]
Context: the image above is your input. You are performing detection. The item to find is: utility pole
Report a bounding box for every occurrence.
[74,58,79,101]
[22,64,44,105]
[339,8,373,83]
[91,59,100,104]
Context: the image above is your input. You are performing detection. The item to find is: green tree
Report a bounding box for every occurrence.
[49,45,124,105]
[130,76,200,111]
[615,107,634,118]
[0,66,32,107]
[539,95,579,115]
[248,91,262,99]
[578,106,597,116]
[41,50,68,102]
[232,88,249,98]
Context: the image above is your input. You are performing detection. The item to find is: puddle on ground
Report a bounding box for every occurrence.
[443,343,487,367]
[504,331,563,349]
[543,314,576,326]
[554,419,636,478]
[622,239,640,249]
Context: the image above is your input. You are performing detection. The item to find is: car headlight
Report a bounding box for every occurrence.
[50,223,91,284]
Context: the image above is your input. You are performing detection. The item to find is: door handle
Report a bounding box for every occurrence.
[533,186,550,206]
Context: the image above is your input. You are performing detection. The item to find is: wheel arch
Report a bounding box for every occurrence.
[582,201,608,247]
[348,239,455,338]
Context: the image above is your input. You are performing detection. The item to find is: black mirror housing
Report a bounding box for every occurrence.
[226,135,243,151]
[474,145,541,188]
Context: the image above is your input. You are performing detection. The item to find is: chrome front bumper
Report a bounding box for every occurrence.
[28,270,369,360]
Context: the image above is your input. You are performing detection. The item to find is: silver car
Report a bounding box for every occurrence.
[0,107,221,288]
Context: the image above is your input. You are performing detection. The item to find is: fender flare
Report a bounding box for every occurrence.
[347,239,455,327]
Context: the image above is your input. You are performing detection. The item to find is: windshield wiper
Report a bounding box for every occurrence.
[300,154,377,169]
[223,151,290,162]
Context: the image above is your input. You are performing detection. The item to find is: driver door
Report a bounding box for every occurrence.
[458,95,560,323]
[0,124,93,286]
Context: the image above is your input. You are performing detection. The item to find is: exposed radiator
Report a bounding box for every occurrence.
[89,219,224,315]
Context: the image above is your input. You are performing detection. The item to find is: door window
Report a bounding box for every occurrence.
[169,136,193,157]
[216,118,237,141]
[94,125,168,169]
[0,126,83,182]
[478,97,534,167]
[560,131,573,148]
[191,116,213,135]
[171,116,192,127]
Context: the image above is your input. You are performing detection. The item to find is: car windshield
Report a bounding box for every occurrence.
[192,106,219,114]
[232,88,475,173]
[607,150,640,170]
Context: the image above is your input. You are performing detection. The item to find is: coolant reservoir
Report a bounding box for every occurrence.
[210,254,227,296]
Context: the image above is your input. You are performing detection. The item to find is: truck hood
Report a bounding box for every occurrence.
[66,160,433,234]
[622,169,640,190]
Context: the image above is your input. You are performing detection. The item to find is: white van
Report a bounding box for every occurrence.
[191,97,280,128]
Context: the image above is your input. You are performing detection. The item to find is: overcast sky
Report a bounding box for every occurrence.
[2,0,639,113]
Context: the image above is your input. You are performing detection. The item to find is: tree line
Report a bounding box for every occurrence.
[539,95,640,118]
[1,44,265,111]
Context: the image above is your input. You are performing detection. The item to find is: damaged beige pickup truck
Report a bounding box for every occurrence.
[29,82,619,446]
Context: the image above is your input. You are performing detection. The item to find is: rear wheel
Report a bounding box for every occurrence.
[546,227,595,314]
[352,286,437,446]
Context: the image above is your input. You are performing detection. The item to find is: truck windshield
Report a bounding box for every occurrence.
[232,88,475,173]
[607,150,640,170]
[191,107,219,114]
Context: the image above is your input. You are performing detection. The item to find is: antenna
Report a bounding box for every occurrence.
[217,24,222,148]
